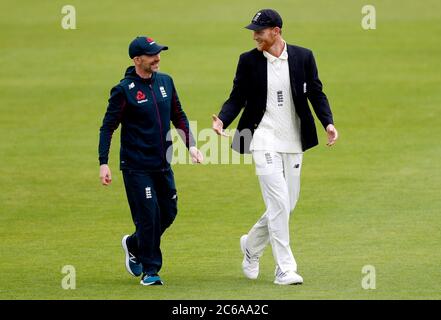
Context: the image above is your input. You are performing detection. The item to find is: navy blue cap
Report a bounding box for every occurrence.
[245,9,283,31]
[128,36,168,58]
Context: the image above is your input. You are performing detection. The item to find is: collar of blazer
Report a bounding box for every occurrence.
[254,44,298,97]
[287,45,298,97]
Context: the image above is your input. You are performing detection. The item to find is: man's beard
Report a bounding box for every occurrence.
[144,64,159,73]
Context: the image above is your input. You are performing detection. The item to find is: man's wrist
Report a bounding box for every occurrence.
[99,157,108,165]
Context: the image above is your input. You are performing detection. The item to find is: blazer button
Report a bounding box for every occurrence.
[254,123,258,128]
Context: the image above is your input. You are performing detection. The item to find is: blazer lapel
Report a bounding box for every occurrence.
[287,45,298,97]
[256,52,267,100]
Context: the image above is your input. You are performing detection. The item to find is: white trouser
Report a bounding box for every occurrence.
[247,150,303,273]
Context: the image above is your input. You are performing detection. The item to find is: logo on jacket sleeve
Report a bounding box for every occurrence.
[145,187,152,199]
[159,86,167,98]
[136,90,148,103]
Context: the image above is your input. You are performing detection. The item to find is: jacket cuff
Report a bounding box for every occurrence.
[99,157,108,165]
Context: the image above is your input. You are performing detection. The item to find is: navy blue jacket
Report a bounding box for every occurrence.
[218,45,334,154]
[99,66,195,171]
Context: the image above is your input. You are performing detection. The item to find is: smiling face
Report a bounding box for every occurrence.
[134,53,161,75]
[253,27,281,52]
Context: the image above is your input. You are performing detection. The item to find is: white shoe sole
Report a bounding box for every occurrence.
[274,273,303,285]
[122,235,136,277]
[140,279,163,286]
[274,279,303,285]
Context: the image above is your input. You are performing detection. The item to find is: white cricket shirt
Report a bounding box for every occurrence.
[250,42,303,153]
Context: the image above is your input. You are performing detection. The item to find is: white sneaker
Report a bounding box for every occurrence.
[240,234,259,279]
[274,267,303,285]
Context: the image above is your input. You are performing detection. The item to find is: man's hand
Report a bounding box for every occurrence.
[326,124,339,146]
[100,164,112,186]
[189,146,204,164]
[212,114,229,137]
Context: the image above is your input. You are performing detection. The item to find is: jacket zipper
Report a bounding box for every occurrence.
[149,84,167,168]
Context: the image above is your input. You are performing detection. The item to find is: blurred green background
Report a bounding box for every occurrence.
[0,0,440,299]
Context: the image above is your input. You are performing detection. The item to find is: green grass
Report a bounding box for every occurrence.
[1,0,441,299]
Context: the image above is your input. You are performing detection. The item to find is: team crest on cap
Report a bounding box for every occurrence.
[146,37,156,45]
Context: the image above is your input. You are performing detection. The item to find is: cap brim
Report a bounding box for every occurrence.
[245,23,267,31]
[147,45,168,55]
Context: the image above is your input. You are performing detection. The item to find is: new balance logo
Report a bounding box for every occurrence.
[129,252,137,264]
[294,164,300,169]
[128,82,135,90]
[145,187,152,199]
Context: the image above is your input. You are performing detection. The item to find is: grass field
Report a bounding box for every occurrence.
[1,0,441,299]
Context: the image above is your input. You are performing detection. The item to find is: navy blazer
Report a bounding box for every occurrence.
[218,44,334,154]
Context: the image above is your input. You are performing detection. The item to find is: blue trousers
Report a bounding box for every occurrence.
[122,169,177,275]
